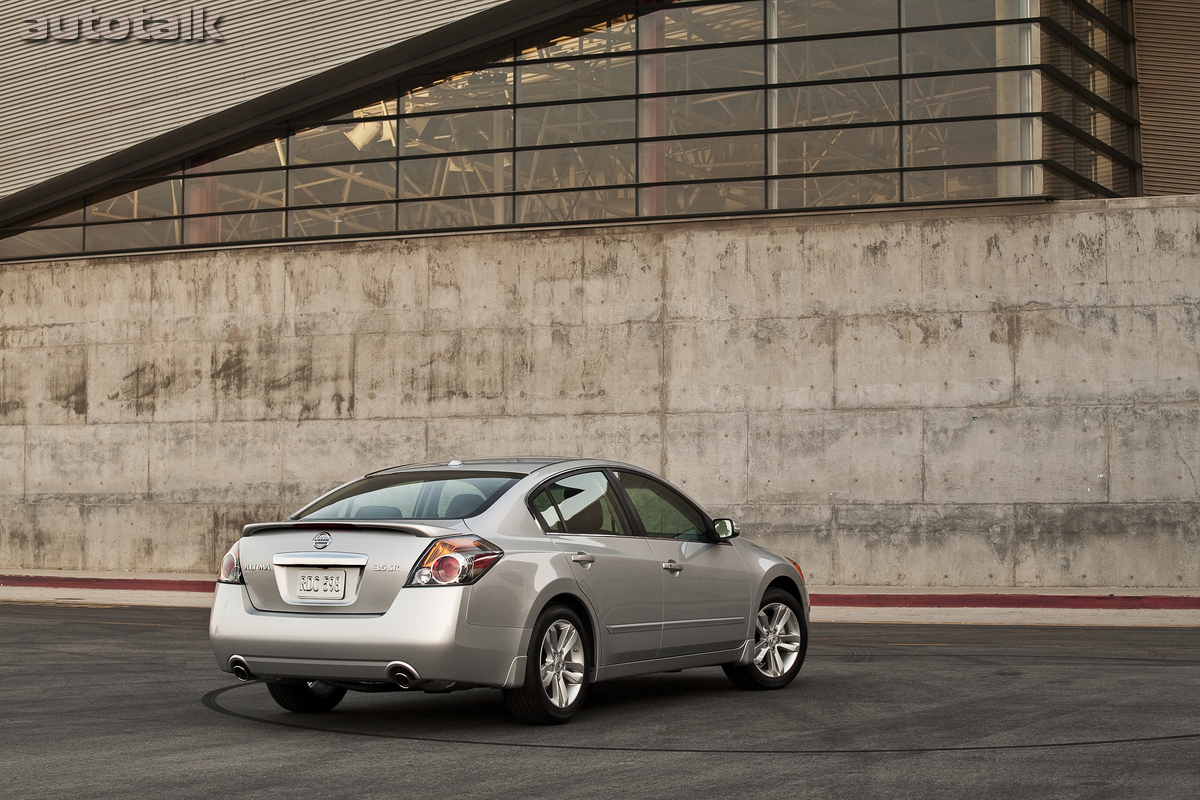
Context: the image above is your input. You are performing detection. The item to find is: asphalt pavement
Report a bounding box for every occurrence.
[2,601,1198,799]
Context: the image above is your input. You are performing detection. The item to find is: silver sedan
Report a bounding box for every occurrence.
[210,458,809,724]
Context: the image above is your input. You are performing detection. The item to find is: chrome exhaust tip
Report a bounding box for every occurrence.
[385,661,420,689]
[229,655,255,682]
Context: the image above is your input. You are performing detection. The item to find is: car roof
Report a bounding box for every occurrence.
[365,457,639,477]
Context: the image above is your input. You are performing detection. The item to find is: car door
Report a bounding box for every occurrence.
[613,470,750,658]
[531,470,663,665]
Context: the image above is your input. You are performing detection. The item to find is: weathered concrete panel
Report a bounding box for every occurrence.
[151,250,288,341]
[148,422,283,503]
[425,414,661,469]
[0,345,88,426]
[1108,200,1200,307]
[26,424,149,496]
[665,412,748,507]
[1017,308,1166,405]
[1014,503,1200,587]
[524,324,662,416]
[747,410,923,504]
[666,318,834,413]
[837,312,1013,408]
[213,335,354,422]
[0,426,22,497]
[212,502,291,566]
[667,218,923,321]
[88,341,216,424]
[81,503,216,573]
[0,501,87,569]
[579,233,665,326]
[279,418,427,502]
[355,329,515,419]
[1110,406,1200,502]
[285,242,429,336]
[834,504,1016,586]
[925,407,1108,503]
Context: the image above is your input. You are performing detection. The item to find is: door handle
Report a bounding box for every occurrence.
[570,553,596,565]
[662,560,683,573]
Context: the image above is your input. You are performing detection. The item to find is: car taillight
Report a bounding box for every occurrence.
[407,536,503,587]
[218,540,243,584]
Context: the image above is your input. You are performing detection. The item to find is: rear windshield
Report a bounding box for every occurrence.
[295,471,522,521]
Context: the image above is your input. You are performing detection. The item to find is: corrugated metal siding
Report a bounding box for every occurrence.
[0,0,510,200]
[1134,0,1200,195]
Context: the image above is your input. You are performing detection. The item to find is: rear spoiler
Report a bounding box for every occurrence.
[241,520,467,538]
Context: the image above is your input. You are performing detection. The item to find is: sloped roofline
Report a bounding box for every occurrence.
[0,0,614,229]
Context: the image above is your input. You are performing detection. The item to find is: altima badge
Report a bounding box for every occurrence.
[313,532,332,549]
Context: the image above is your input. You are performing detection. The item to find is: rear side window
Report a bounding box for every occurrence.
[531,471,631,535]
[296,471,521,520]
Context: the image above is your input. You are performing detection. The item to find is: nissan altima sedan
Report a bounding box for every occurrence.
[210,457,809,724]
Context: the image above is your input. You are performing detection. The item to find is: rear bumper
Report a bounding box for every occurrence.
[209,582,528,687]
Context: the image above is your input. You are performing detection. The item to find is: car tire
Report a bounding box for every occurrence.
[266,680,348,713]
[723,588,808,691]
[503,603,590,725]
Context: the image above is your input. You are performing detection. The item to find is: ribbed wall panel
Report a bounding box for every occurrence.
[0,0,511,200]
[1134,0,1200,195]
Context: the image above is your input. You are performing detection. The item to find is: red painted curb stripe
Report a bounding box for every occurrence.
[1,576,1197,609]
[810,593,1200,610]
[0,575,215,593]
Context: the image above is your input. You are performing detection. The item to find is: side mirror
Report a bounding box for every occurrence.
[713,518,739,540]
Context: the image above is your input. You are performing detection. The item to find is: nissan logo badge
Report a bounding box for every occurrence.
[313,532,332,550]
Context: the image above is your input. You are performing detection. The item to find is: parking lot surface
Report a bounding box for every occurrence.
[3,602,1198,799]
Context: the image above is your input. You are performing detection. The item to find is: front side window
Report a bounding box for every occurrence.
[296,471,521,520]
[531,471,631,535]
[615,471,708,540]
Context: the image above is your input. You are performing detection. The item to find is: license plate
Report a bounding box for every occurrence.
[296,569,346,600]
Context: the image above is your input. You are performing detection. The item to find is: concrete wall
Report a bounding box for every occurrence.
[2,196,1198,586]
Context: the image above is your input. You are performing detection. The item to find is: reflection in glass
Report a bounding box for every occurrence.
[289,163,397,207]
[774,36,898,82]
[517,189,637,223]
[401,155,512,198]
[519,15,637,59]
[403,110,513,155]
[644,2,764,48]
[400,197,511,229]
[184,211,285,244]
[644,180,765,216]
[775,127,899,174]
[517,101,636,147]
[184,172,286,215]
[85,219,180,251]
[774,81,898,127]
[904,165,1039,200]
[404,67,514,114]
[652,90,765,136]
[0,228,83,258]
[905,24,1037,74]
[516,57,636,103]
[186,135,287,174]
[773,173,899,206]
[775,0,898,37]
[86,181,182,222]
[1,202,84,228]
[906,119,1034,168]
[290,121,397,164]
[901,0,1032,28]
[663,46,764,91]
[517,144,636,190]
[645,135,766,182]
[288,204,397,237]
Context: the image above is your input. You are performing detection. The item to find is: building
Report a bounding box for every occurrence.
[0,0,1197,586]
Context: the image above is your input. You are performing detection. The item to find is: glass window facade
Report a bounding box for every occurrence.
[2,0,1139,260]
